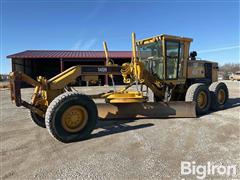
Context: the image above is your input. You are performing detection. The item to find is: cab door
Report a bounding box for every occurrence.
[165,41,184,80]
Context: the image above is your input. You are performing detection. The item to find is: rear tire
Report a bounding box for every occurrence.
[185,83,211,115]
[30,111,46,128]
[209,82,228,110]
[45,92,97,143]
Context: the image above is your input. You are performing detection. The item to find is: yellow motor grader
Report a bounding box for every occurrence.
[9,33,228,142]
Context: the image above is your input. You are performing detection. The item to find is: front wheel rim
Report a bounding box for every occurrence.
[61,105,88,133]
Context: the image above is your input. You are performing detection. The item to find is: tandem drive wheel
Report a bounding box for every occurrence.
[45,92,97,143]
[185,83,211,115]
[209,82,229,110]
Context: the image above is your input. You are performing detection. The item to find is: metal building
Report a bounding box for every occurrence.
[7,50,132,86]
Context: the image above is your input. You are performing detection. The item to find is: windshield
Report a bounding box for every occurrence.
[137,41,164,79]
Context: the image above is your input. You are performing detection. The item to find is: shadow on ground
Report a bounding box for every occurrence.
[225,98,240,109]
[70,120,153,143]
[91,120,154,139]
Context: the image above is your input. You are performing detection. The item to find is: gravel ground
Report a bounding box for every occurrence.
[0,81,240,179]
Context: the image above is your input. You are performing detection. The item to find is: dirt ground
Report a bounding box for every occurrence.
[0,81,10,89]
[0,81,240,179]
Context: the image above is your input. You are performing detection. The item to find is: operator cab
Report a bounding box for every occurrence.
[136,34,192,81]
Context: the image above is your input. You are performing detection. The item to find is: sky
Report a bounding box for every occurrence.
[0,0,239,74]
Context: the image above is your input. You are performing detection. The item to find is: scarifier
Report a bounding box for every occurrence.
[9,33,228,142]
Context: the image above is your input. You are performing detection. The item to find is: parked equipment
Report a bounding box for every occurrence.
[9,33,228,142]
[229,71,240,81]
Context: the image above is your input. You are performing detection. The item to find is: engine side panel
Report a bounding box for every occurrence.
[187,60,218,85]
[187,61,205,79]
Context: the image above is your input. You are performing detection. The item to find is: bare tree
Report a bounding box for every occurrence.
[219,63,240,80]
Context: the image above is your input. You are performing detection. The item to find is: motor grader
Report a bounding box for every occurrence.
[9,33,229,143]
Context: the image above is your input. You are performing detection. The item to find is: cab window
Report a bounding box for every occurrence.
[166,41,182,79]
[138,41,164,79]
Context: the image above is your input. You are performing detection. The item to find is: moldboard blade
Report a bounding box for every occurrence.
[97,101,196,119]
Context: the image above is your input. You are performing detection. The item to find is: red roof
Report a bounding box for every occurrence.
[7,50,132,59]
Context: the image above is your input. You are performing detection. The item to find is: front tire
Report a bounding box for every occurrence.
[30,111,46,128]
[209,82,228,110]
[45,92,97,143]
[185,83,211,115]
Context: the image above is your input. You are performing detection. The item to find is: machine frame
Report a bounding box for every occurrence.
[9,32,228,143]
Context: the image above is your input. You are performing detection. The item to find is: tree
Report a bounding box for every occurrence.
[219,63,240,80]
[219,63,240,73]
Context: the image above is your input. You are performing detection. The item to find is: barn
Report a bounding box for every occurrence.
[7,50,132,86]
